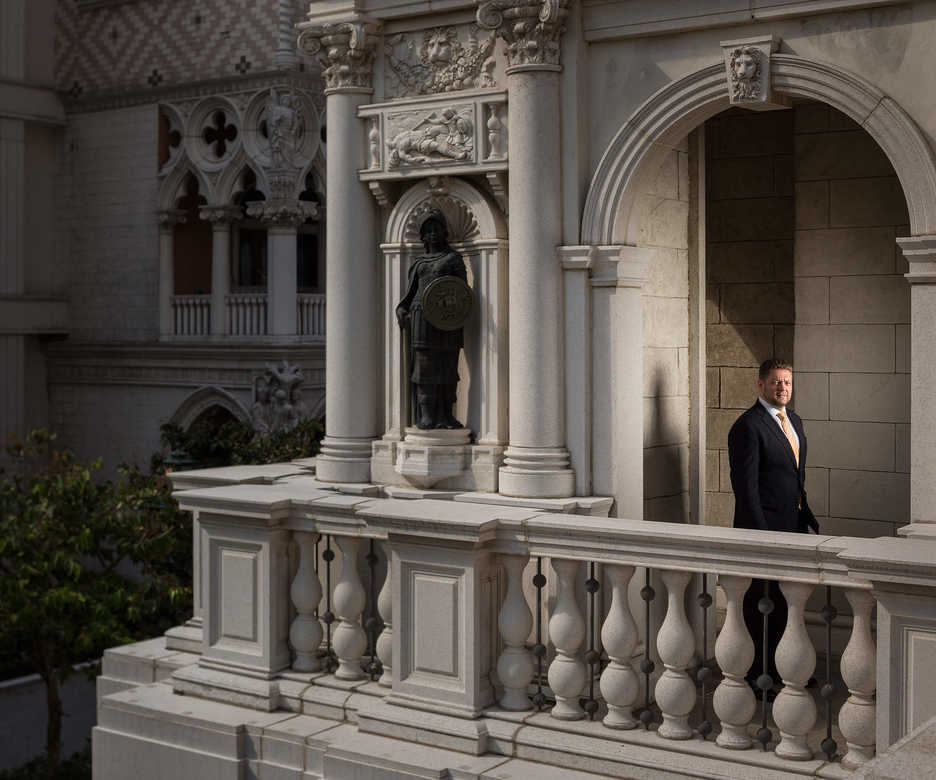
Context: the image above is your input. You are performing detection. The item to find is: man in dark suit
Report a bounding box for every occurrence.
[728,358,819,694]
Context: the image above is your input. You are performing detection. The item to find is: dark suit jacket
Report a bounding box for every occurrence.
[728,401,819,534]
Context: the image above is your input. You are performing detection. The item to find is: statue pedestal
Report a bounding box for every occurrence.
[395,428,471,489]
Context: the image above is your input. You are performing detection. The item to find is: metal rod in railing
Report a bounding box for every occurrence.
[323,535,337,673]
[583,562,600,720]
[532,558,547,711]
[820,585,838,760]
[697,573,713,739]
[755,579,774,750]
[639,569,655,729]
[365,539,382,681]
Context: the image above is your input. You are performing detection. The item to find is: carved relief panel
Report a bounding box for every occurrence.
[359,91,508,180]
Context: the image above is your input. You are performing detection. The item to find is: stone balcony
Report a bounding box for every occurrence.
[93,463,936,779]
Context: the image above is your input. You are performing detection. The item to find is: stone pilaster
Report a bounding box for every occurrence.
[899,236,936,526]
[298,15,381,483]
[199,205,241,337]
[246,199,316,337]
[157,208,186,339]
[478,1,573,498]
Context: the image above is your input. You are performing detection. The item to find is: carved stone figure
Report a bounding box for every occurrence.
[385,24,496,97]
[250,360,310,434]
[728,46,763,100]
[267,88,300,168]
[395,210,470,430]
[387,108,473,168]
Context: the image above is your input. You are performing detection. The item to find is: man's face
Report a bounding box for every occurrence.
[758,368,793,408]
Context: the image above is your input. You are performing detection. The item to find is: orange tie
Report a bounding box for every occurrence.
[777,412,799,466]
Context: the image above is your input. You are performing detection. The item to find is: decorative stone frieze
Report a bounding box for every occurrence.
[198,205,241,224]
[720,35,788,110]
[297,20,381,92]
[246,198,317,226]
[359,91,507,181]
[476,0,570,71]
[384,25,497,98]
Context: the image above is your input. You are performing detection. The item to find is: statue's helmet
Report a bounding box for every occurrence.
[419,208,448,241]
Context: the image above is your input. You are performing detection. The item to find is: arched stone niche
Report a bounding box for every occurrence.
[169,385,251,430]
[574,52,936,519]
[372,176,508,491]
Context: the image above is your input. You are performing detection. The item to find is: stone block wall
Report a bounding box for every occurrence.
[66,105,160,342]
[704,103,910,537]
[635,140,691,522]
[790,103,910,538]
[705,108,795,527]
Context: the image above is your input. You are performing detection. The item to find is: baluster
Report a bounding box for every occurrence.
[773,581,817,760]
[839,588,876,768]
[655,569,696,739]
[332,535,367,680]
[290,531,323,672]
[600,563,639,729]
[713,575,756,749]
[376,540,393,687]
[547,558,586,720]
[497,554,534,710]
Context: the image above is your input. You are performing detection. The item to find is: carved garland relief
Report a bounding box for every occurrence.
[384,25,497,98]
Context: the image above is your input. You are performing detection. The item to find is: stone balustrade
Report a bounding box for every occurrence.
[163,469,936,777]
[225,291,268,336]
[170,294,211,336]
[297,293,326,338]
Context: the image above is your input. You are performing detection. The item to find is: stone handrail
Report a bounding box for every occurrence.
[170,474,936,774]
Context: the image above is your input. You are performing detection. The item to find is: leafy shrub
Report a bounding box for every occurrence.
[0,431,191,777]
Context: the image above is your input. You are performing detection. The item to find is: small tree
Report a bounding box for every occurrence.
[0,431,191,778]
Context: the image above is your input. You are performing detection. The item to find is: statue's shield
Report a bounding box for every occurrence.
[422,275,474,331]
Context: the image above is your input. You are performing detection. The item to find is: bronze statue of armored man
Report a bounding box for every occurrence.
[395,209,473,430]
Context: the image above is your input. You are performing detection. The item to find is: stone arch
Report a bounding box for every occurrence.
[582,54,936,244]
[385,176,506,244]
[159,159,213,210]
[379,177,508,451]
[216,151,269,205]
[169,386,250,430]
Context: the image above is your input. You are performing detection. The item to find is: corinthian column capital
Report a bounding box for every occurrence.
[477,0,570,71]
[297,18,382,93]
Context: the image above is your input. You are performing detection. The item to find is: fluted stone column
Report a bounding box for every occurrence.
[478,0,574,498]
[157,209,186,338]
[898,236,936,527]
[298,17,381,483]
[199,205,240,337]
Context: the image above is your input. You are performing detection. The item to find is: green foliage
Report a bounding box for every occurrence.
[0,743,91,780]
[0,430,192,775]
[159,416,323,471]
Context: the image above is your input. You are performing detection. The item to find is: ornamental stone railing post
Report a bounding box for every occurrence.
[713,575,756,749]
[497,553,534,710]
[158,209,186,338]
[773,580,817,760]
[478,0,575,498]
[298,16,381,483]
[600,563,639,729]
[199,205,241,337]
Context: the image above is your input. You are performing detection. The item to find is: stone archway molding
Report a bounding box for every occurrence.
[582,54,936,244]
[169,385,251,431]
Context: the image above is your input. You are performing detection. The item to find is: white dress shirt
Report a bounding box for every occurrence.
[758,396,800,452]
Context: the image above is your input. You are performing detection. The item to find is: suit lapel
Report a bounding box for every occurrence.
[753,402,799,469]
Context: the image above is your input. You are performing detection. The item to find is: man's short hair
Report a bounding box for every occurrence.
[759,358,793,380]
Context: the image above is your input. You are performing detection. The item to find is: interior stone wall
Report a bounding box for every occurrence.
[790,102,910,538]
[634,140,691,522]
[703,103,910,537]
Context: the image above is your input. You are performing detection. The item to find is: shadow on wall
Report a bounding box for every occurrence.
[647,371,687,524]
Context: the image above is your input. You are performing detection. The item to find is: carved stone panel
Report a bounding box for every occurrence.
[359,91,508,180]
[384,24,499,99]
